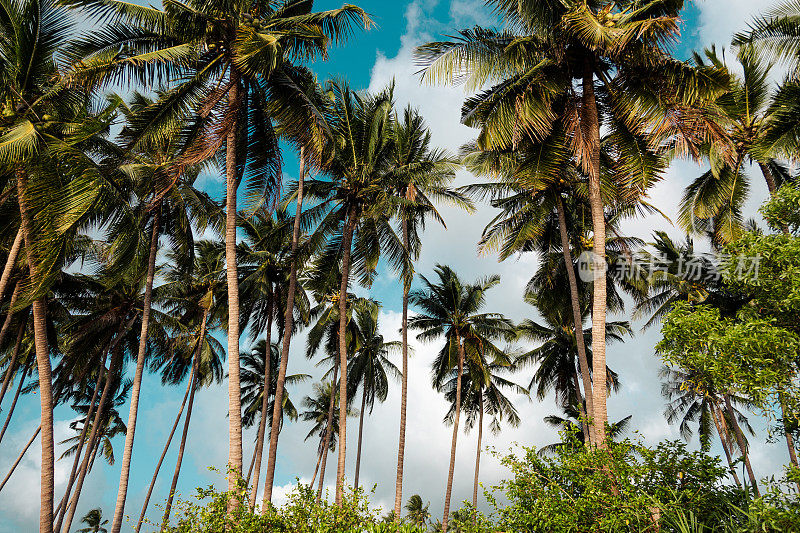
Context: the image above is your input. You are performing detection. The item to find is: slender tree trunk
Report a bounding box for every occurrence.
[556,195,594,443]
[263,149,306,507]
[353,386,366,490]
[0,319,25,418]
[0,363,29,445]
[17,169,54,533]
[570,371,590,444]
[335,209,357,505]
[62,345,125,533]
[53,353,106,532]
[472,391,483,510]
[317,363,339,503]
[758,162,778,195]
[310,445,323,487]
[394,217,411,519]
[110,206,161,533]
[0,227,22,304]
[134,363,195,533]
[225,78,244,504]
[249,298,273,511]
[441,337,464,533]
[0,424,40,493]
[710,403,741,487]
[162,314,207,528]
[723,394,759,496]
[582,69,608,446]
[0,282,22,351]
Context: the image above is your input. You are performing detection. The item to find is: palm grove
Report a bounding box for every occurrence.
[2,0,800,532]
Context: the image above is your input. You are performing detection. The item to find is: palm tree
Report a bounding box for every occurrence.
[404,494,431,527]
[660,366,755,487]
[436,337,524,509]
[417,0,729,446]
[77,508,108,533]
[61,1,371,524]
[409,264,514,532]
[302,81,408,503]
[387,105,468,517]
[0,1,118,526]
[239,339,309,507]
[346,303,401,490]
[301,380,353,497]
[539,404,632,456]
[680,46,796,244]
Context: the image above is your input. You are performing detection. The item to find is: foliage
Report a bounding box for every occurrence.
[488,436,740,532]
[657,302,800,412]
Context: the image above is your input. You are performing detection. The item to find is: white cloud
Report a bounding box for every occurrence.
[693,0,767,50]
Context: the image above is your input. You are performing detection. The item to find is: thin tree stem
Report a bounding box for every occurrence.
[354,385,366,490]
[394,217,410,519]
[263,148,306,508]
[724,394,759,497]
[0,282,22,351]
[556,194,593,443]
[0,363,29,445]
[134,362,195,533]
[711,403,741,487]
[111,206,161,533]
[162,312,207,528]
[442,337,464,533]
[249,297,273,511]
[472,391,483,510]
[0,425,40,493]
[317,363,339,503]
[0,319,25,419]
[0,227,22,304]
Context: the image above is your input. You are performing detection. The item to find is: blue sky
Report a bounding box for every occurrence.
[0,1,787,531]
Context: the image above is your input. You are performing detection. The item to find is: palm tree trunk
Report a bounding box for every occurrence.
[0,424,40,493]
[225,79,245,506]
[0,227,22,304]
[710,403,741,487]
[335,208,357,505]
[134,362,196,533]
[353,385,366,490]
[53,352,106,532]
[249,298,273,511]
[570,371,590,444]
[472,390,483,510]
[17,169,54,533]
[582,68,608,447]
[310,444,323,487]
[394,217,411,519]
[162,314,207,528]
[62,344,126,533]
[263,149,306,507]
[0,281,22,351]
[317,362,339,503]
[723,394,759,496]
[758,162,778,195]
[110,206,161,533]
[442,337,464,533]
[0,320,25,421]
[779,398,800,486]
[0,363,29,445]
[556,195,593,443]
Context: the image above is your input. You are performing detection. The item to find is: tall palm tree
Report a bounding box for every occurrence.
[346,303,401,490]
[387,105,468,517]
[417,0,729,445]
[680,46,796,244]
[437,337,524,509]
[0,2,117,526]
[62,1,370,524]
[409,264,514,532]
[239,338,309,507]
[302,81,407,503]
[660,366,755,487]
